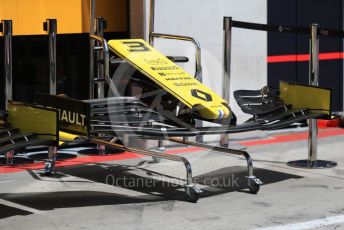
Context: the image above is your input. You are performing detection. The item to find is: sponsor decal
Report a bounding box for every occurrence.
[158,71,186,76]
[175,82,199,87]
[151,66,180,71]
[58,109,87,127]
[144,58,168,65]
[165,77,192,81]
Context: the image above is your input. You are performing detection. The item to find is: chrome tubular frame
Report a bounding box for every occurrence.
[148,0,203,143]
[89,0,96,99]
[150,32,203,81]
[150,32,204,143]
[89,34,120,97]
[95,17,106,99]
[1,20,13,110]
[43,19,57,95]
[89,0,119,99]
[91,138,194,186]
[169,137,262,189]
[148,0,202,81]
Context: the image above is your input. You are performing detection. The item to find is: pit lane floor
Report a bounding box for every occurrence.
[0,127,344,230]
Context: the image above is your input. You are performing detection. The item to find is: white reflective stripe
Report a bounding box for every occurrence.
[218,110,224,119]
[255,214,344,230]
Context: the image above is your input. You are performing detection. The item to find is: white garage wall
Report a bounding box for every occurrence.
[144,0,267,123]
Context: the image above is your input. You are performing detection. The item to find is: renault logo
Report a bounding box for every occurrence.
[191,89,213,102]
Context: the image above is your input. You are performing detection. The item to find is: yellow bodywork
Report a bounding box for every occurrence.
[108,39,230,120]
[7,102,58,141]
[59,131,79,141]
[7,102,82,146]
[58,131,80,146]
[279,81,331,116]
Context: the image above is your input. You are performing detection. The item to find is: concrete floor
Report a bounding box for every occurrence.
[0,128,344,230]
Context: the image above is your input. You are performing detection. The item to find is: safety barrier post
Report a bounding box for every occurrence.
[149,0,155,45]
[308,24,320,167]
[220,17,246,150]
[220,17,232,148]
[0,20,13,109]
[287,24,337,168]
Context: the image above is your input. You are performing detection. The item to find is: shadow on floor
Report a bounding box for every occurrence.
[0,204,32,219]
[0,190,162,212]
[0,163,303,219]
[194,166,302,197]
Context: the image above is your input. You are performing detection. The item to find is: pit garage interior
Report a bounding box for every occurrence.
[1,0,344,230]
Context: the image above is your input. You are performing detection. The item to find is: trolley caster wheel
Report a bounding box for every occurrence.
[152,156,161,163]
[44,160,55,176]
[185,185,202,202]
[248,178,262,194]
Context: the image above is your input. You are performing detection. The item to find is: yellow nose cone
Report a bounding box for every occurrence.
[194,103,231,120]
